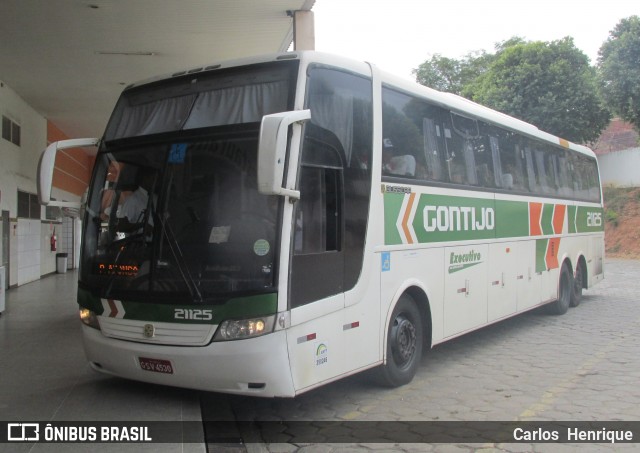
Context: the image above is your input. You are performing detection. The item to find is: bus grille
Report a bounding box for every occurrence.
[98,317,216,346]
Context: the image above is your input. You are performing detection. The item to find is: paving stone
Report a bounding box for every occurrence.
[207,259,640,451]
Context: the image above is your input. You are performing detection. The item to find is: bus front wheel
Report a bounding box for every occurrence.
[376,294,423,387]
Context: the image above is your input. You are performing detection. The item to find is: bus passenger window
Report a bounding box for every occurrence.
[382,139,416,177]
[422,118,445,181]
[497,135,526,192]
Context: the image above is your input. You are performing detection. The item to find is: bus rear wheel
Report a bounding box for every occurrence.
[375,294,423,387]
[546,263,572,315]
[570,261,585,307]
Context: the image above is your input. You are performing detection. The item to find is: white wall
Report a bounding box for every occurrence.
[1,79,79,285]
[0,80,47,215]
[17,219,41,285]
[598,148,640,188]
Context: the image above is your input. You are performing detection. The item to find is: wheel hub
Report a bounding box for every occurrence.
[392,315,416,364]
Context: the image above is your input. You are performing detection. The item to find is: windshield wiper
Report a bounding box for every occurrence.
[155,212,203,303]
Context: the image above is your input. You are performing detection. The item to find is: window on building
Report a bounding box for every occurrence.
[2,115,21,146]
[17,191,40,219]
[45,204,62,221]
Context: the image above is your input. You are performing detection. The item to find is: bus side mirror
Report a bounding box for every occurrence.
[37,138,100,207]
[257,110,311,199]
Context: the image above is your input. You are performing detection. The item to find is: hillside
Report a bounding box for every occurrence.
[603,186,640,259]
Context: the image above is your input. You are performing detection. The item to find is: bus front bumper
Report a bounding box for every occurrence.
[81,325,296,397]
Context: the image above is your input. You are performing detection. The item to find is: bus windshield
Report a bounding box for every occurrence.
[79,60,298,303]
[82,127,280,302]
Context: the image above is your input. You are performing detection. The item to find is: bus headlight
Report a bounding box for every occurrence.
[214,315,276,341]
[79,308,101,330]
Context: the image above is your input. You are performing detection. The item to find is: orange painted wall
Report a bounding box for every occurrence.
[47,121,96,196]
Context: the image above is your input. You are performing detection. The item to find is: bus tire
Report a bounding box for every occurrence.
[376,294,423,387]
[570,260,585,307]
[546,263,572,315]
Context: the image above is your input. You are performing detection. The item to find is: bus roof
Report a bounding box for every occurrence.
[123,50,596,159]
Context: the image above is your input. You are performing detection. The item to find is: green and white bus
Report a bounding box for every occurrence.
[38,51,604,397]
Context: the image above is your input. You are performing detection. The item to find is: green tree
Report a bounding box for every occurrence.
[413,50,495,95]
[412,38,526,95]
[465,38,610,143]
[413,54,465,94]
[598,16,640,131]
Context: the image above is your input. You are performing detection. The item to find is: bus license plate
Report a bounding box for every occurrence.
[138,357,174,374]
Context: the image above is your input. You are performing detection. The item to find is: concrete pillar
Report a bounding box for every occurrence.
[293,10,315,51]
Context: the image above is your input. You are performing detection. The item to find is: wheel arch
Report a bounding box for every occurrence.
[560,255,574,274]
[384,280,433,353]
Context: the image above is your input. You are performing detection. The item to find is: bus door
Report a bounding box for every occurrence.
[286,125,346,391]
[284,65,374,392]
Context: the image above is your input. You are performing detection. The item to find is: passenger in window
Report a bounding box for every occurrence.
[382,138,416,177]
[116,168,156,237]
[502,172,514,190]
[100,162,132,221]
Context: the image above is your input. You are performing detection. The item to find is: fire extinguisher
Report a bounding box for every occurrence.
[50,228,57,252]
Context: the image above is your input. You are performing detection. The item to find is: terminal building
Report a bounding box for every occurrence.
[0,1,315,291]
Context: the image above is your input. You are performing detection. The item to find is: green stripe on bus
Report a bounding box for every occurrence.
[78,287,103,313]
[541,204,555,235]
[568,205,578,234]
[383,192,404,245]
[536,239,548,273]
[77,288,278,324]
[575,206,605,233]
[494,200,529,238]
[383,192,603,246]
[412,194,496,243]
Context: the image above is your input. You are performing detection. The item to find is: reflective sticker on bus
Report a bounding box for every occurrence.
[101,298,125,318]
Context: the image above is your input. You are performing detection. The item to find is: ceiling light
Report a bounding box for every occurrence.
[95,51,157,56]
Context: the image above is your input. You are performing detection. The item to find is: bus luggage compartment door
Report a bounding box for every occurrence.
[443,244,488,337]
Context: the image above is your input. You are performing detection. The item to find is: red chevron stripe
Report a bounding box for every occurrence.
[107,299,118,318]
[545,238,561,270]
[529,202,543,236]
[553,205,566,235]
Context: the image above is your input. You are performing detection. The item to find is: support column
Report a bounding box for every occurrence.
[293,10,315,51]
